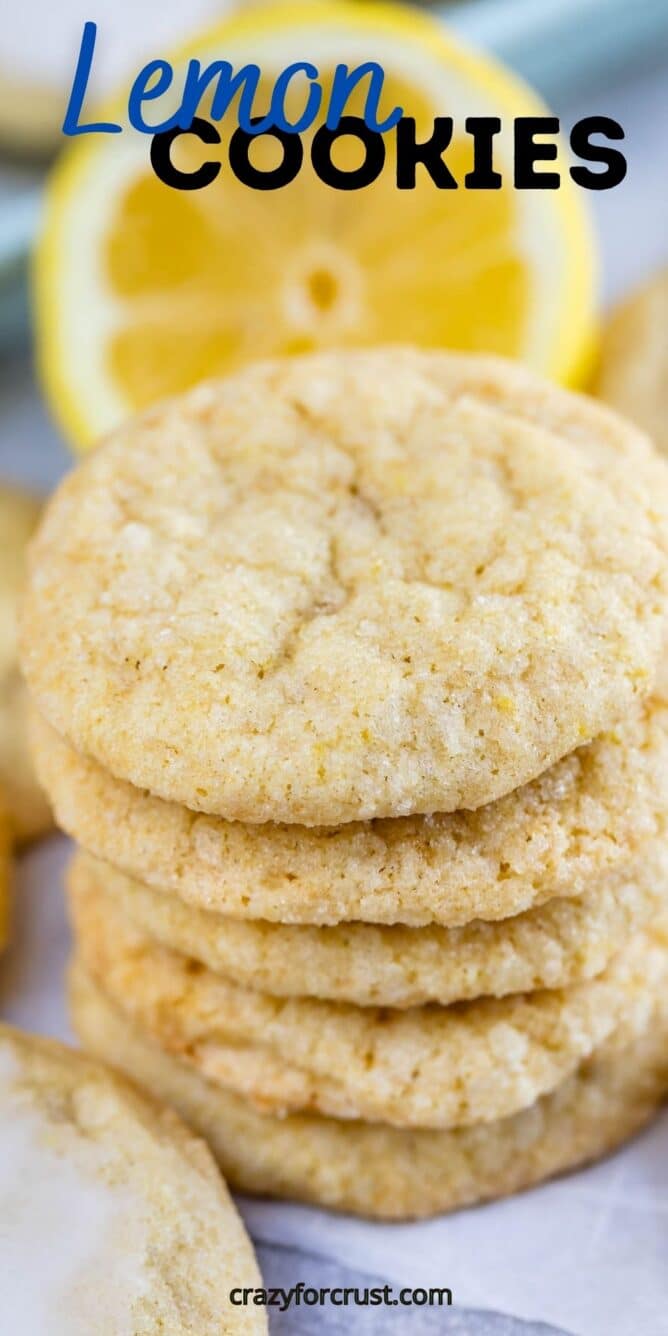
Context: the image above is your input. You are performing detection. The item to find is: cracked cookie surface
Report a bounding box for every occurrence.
[20,350,668,825]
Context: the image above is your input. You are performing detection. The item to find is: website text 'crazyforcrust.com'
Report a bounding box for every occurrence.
[229,1281,453,1312]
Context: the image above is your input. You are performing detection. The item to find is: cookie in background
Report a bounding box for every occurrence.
[0,484,52,843]
[595,269,668,456]
[0,788,11,953]
[0,1022,266,1333]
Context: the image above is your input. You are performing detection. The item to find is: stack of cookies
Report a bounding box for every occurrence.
[21,349,668,1220]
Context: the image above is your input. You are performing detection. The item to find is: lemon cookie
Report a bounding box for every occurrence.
[0,1023,265,1333]
[72,965,668,1221]
[70,870,668,1130]
[33,670,668,925]
[0,485,52,842]
[0,790,11,953]
[73,849,668,1008]
[20,350,668,826]
[596,269,668,455]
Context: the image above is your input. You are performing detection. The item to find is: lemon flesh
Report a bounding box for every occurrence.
[36,2,597,449]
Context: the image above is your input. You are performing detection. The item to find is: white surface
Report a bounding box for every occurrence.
[0,57,667,1336]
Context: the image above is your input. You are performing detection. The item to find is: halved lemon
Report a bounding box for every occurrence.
[36,0,597,450]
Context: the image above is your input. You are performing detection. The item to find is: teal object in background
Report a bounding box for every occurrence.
[0,188,39,352]
[445,0,668,99]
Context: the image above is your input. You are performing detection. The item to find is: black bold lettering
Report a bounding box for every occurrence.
[570,116,626,189]
[229,117,303,189]
[311,115,385,189]
[514,117,560,189]
[396,116,456,189]
[465,117,502,188]
[150,116,221,190]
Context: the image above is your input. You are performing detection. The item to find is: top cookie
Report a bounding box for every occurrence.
[20,349,668,825]
[595,268,668,456]
[0,1024,265,1334]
